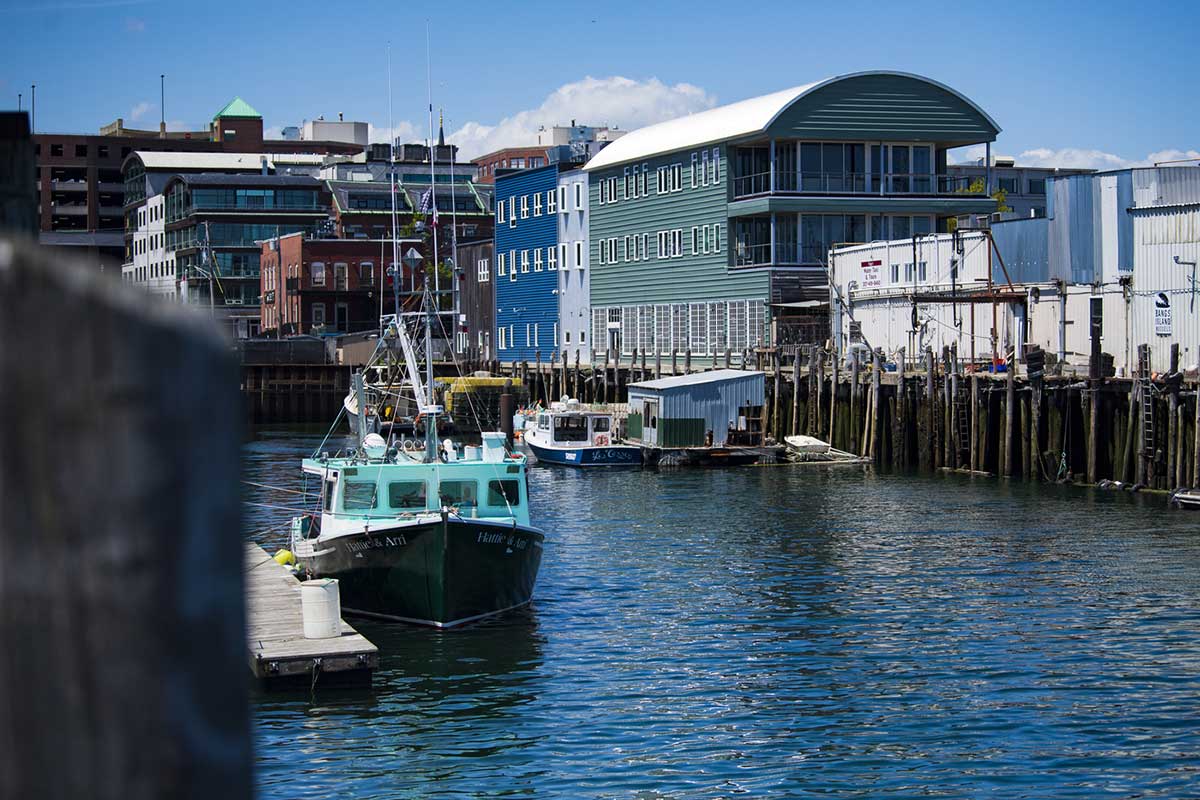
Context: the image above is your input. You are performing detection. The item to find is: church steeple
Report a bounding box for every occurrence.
[437,108,445,148]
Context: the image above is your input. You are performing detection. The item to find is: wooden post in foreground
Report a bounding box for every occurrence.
[0,240,250,800]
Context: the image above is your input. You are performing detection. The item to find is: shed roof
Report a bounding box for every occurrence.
[629,369,764,391]
[584,71,1000,171]
[213,96,262,120]
[129,151,325,171]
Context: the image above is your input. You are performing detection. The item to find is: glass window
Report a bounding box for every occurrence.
[487,479,522,507]
[893,216,912,239]
[912,216,932,235]
[999,177,1019,194]
[553,415,589,442]
[311,262,325,285]
[592,416,611,433]
[1029,178,1046,195]
[343,481,378,510]
[438,480,477,507]
[388,480,428,509]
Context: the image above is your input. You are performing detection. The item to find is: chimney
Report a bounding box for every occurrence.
[338,112,343,122]
[260,156,269,175]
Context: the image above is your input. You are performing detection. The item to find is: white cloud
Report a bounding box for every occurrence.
[124,17,145,32]
[445,76,717,159]
[368,121,420,145]
[129,101,151,122]
[953,144,1200,170]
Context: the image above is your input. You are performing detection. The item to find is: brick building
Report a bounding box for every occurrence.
[32,96,362,269]
[259,234,422,337]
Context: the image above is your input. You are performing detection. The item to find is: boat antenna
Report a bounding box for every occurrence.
[446,107,461,339]
[387,42,401,326]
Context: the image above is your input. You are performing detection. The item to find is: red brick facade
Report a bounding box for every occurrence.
[472,146,550,184]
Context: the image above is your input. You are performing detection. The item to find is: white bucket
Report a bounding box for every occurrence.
[464,445,482,461]
[300,578,342,639]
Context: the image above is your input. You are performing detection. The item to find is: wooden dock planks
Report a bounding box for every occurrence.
[244,542,378,688]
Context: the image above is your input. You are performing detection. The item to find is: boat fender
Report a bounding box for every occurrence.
[273,549,296,567]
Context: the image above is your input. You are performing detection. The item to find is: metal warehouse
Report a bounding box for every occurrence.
[626,369,765,447]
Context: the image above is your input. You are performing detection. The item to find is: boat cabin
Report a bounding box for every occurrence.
[534,403,616,447]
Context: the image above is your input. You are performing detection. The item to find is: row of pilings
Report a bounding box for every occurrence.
[478,342,1200,491]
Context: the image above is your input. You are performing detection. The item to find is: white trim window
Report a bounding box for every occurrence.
[671,229,683,257]
[533,192,542,216]
[702,150,710,186]
[623,235,630,262]
[509,196,516,228]
[559,243,568,271]
[702,226,710,254]
[607,176,618,203]
[641,233,648,261]
[575,240,584,269]
[509,249,517,281]
[574,182,584,210]
[497,199,506,223]
[312,302,326,326]
[497,252,506,276]
[559,185,568,213]
[609,237,617,261]
[311,261,326,286]
[624,167,631,199]
[631,165,640,198]
[691,226,699,255]
[547,246,557,272]
[547,188,557,214]
[712,147,721,184]
[498,326,507,349]
[691,153,698,188]
[657,230,669,259]
[534,249,543,272]
[521,249,530,273]
[671,164,683,192]
[478,257,490,282]
[640,163,648,196]
[525,324,531,347]
[520,195,529,219]
[657,166,667,194]
[711,223,721,252]
[599,180,608,205]
[553,323,558,348]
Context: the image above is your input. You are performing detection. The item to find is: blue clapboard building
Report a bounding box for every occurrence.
[494,164,564,363]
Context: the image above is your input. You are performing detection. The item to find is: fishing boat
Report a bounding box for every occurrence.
[524,399,642,467]
[289,96,544,627]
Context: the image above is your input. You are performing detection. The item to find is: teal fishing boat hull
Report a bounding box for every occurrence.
[302,516,544,628]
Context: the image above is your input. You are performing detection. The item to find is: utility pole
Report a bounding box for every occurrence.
[30,84,35,133]
[160,74,165,137]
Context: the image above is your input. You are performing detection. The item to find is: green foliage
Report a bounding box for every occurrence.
[959,177,1011,212]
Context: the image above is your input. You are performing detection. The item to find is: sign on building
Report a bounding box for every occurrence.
[861,259,882,289]
[1155,292,1172,336]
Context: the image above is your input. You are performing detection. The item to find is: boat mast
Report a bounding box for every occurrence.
[424,22,439,464]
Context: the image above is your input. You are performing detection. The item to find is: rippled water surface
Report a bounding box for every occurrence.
[247,427,1200,798]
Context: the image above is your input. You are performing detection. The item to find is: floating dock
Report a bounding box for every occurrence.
[244,542,378,689]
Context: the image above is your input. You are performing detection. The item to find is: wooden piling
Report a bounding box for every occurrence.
[1169,344,1180,488]
[829,352,840,448]
[792,352,802,437]
[870,349,882,461]
[772,348,781,438]
[1004,362,1016,477]
[850,349,861,454]
[0,241,251,799]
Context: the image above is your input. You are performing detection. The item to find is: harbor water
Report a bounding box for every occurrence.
[246,427,1200,798]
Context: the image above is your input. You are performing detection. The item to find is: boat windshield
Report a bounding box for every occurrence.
[553,415,588,442]
[590,416,611,433]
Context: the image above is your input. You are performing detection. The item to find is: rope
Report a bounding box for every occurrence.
[242,480,312,496]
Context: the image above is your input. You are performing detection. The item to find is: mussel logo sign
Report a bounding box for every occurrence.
[1155,293,1172,336]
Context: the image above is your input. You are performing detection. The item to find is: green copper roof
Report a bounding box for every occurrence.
[212,97,261,121]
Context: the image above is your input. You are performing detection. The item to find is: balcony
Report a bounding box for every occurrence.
[51,180,88,193]
[732,170,983,199]
[51,203,87,216]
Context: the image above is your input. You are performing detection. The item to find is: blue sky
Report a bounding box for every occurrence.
[2,0,1197,167]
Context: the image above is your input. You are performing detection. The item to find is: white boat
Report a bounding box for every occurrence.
[783,435,869,464]
[524,400,642,467]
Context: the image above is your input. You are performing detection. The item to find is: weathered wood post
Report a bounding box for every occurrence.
[548,350,558,403]
[0,241,250,799]
[923,347,935,469]
[1169,343,1180,488]
[655,347,662,380]
[671,348,678,375]
[1029,350,1044,481]
[685,348,692,374]
[894,347,906,468]
[1136,344,1149,486]
[725,347,732,369]
[771,348,781,438]
[572,350,580,399]
[534,350,543,405]
[1004,357,1016,477]
[828,349,840,448]
[870,348,883,461]
[602,348,611,404]
[1194,369,1200,487]
[850,348,860,454]
[640,347,647,384]
[792,350,802,437]
[943,347,953,467]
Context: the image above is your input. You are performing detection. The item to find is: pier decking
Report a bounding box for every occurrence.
[244,542,378,689]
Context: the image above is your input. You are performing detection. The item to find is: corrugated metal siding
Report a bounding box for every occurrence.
[766,73,998,145]
[629,372,764,446]
[991,218,1049,283]
[495,166,560,363]
[1133,167,1200,209]
[1128,207,1200,371]
[1048,174,1098,283]
[588,144,768,307]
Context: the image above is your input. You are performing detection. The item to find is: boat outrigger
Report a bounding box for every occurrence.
[524,399,642,467]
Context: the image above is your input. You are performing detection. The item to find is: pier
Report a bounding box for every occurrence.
[244,542,378,689]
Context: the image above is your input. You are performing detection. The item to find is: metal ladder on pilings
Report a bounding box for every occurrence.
[954,377,971,467]
[1138,347,1156,471]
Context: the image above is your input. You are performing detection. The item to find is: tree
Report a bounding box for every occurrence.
[963,177,1011,212]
